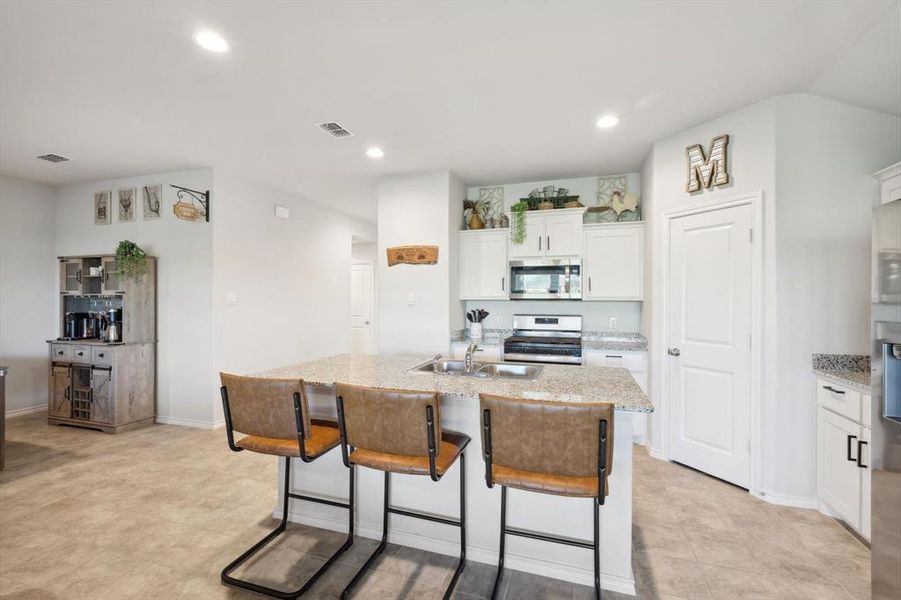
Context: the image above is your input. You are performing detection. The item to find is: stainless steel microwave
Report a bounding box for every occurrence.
[509,259,582,300]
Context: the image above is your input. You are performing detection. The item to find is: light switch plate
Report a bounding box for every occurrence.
[609,317,617,330]
[407,292,416,306]
[226,292,238,305]
[274,205,290,219]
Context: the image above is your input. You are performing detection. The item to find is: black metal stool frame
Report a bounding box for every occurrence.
[219,387,356,599]
[482,409,609,600]
[336,397,468,600]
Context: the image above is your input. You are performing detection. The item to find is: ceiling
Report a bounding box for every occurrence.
[1,1,899,222]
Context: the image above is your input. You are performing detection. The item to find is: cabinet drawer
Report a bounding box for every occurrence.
[817,379,862,423]
[92,347,113,367]
[70,345,91,364]
[587,350,647,371]
[50,344,72,361]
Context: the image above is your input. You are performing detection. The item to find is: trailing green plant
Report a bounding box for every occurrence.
[511,200,529,244]
[115,240,148,279]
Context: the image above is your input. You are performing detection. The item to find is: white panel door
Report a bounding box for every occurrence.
[350,263,373,353]
[459,231,508,299]
[668,204,752,488]
[584,225,644,300]
[544,212,583,257]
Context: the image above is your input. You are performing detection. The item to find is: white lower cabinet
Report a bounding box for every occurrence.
[585,350,648,443]
[816,377,871,540]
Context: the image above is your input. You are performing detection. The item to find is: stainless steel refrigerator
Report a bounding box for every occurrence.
[871,198,901,600]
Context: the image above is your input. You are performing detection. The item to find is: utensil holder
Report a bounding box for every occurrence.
[468,323,483,341]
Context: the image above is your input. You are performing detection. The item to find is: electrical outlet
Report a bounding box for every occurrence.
[609,317,617,330]
[407,292,416,306]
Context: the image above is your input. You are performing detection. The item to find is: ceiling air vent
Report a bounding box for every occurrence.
[316,122,354,138]
[37,153,69,163]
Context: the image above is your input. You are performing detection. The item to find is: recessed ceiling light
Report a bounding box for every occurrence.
[595,114,619,129]
[194,30,229,53]
[366,147,385,159]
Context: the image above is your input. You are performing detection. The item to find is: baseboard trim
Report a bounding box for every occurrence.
[757,490,818,509]
[647,447,666,461]
[5,404,47,419]
[154,415,220,430]
[278,507,636,596]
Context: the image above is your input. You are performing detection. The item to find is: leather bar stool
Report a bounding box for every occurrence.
[479,394,613,600]
[335,383,470,600]
[219,373,355,599]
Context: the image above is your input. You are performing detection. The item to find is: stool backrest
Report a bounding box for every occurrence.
[335,383,440,456]
[479,394,614,478]
[220,373,311,439]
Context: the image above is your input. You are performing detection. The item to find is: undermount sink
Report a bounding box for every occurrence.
[409,359,543,381]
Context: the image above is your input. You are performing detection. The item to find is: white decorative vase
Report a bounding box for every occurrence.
[468,323,483,341]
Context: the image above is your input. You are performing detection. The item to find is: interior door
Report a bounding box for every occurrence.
[350,263,373,353]
[668,203,752,488]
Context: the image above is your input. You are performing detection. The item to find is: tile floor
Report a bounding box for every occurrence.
[0,414,870,599]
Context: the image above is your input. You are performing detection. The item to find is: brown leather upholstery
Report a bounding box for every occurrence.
[236,419,341,458]
[349,431,469,476]
[336,383,469,476]
[220,373,312,438]
[479,394,614,498]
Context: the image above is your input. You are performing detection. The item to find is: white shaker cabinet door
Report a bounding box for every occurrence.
[544,212,583,257]
[459,230,508,299]
[584,224,644,301]
[818,407,863,530]
[509,214,546,259]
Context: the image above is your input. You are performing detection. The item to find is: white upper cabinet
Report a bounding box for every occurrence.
[874,162,901,206]
[509,208,585,259]
[459,229,508,300]
[583,223,645,301]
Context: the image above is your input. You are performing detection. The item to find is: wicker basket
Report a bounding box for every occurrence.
[537,201,555,210]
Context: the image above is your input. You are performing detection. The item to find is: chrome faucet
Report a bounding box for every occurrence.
[430,353,442,371]
[464,343,479,373]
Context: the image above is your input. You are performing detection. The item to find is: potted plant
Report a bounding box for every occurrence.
[511,200,529,244]
[115,240,148,279]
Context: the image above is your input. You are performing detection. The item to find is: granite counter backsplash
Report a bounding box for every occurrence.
[812,353,871,393]
[451,329,648,352]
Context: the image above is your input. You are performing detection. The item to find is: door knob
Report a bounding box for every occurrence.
[668,347,681,357]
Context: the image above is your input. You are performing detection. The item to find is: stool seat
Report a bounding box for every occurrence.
[237,418,341,458]
[491,464,608,498]
[349,430,470,476]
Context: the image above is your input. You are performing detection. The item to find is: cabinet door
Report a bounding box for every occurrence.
[460,231,508,299]
[509,214,545,259]
[90,368,114,424]
[818,408,862,529]
[860,426,871,541]
[49,366,71,418]
[59,259,83,295]
[544,213,583,257]
[101,256,123,294]
[584,226,644,300]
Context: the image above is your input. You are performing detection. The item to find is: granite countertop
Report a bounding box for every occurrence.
[256,353,653,413]
[450,329,648,352]
[812,353,871,393]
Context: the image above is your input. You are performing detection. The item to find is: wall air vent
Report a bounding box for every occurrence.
[37,153,69,163]
[316,122,354,138]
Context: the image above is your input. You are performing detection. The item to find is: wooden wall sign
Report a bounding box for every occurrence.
[686,134,730,193]
[386,245,439,267]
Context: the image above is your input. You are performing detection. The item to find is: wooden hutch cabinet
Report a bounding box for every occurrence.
[48,255,156,433]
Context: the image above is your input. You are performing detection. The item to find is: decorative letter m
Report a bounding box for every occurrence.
[686,134,729,193]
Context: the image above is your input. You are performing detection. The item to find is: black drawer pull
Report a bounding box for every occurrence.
[57,350,64,355]
[846,434,858,462]
[98,353,104,358]
[857,440,868,469]
[823,385,845,395]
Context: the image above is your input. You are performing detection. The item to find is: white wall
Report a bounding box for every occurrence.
[462,300,641,333]
[771,95,901,499]
[212,171,376,423]
[53,169,216,426]
[644,93,901,504]
[0,176,56,416]
[377,171,460,353]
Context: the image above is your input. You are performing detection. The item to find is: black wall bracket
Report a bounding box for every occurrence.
[169,185,210,222]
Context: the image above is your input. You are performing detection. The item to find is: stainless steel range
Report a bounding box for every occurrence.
[503,314,582,365]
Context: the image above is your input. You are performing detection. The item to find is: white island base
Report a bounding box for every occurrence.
[276,387,636,596]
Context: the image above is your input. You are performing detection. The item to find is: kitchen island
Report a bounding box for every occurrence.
[255,354,652,596]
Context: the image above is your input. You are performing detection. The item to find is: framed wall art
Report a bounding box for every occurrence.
[94,191,111,225]
[118,187,136,222]
[142,184,162,220]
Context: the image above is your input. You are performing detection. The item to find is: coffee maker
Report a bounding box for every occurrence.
[106,308,122,343]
